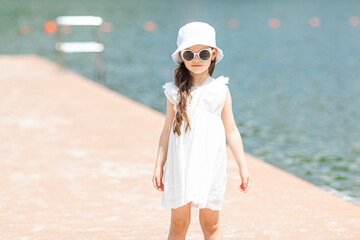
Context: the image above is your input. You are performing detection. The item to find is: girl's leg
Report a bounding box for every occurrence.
[199,208,222,240]
[168,201,192,240]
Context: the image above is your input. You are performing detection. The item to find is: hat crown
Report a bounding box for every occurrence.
[171,21,224,64]
[177,22,216,47]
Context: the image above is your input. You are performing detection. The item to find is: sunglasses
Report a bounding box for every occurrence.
[180,47,215,62]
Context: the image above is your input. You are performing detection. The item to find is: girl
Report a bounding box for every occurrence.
[153,21,251,240]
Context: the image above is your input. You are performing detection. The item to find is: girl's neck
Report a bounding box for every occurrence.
[191,72,211,86]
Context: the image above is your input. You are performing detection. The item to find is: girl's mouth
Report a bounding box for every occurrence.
[192,65,202,67]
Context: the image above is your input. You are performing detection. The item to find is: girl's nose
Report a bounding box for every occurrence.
[193,54,201,62]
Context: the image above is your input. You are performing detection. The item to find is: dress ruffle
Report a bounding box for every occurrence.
[206,75,229,95]
[162,76,229,115]
[162,82,179,105]
[202,75,229,115]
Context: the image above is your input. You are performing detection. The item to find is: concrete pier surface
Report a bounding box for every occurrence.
[0,54,359,239]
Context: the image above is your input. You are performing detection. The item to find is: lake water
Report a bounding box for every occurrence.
[1,0,359,206]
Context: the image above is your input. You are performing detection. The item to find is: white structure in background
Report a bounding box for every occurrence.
[55,16,105,83]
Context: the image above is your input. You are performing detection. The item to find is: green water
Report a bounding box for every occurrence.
[1,0,359,206]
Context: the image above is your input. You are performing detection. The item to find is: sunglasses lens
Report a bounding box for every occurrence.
[182,50,194,61]
[199,49,211,61]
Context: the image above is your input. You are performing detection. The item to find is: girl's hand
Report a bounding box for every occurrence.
[239,167,251,193]
[152,167,164,192]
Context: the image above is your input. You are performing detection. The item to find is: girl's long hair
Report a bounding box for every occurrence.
[172,56,216,136]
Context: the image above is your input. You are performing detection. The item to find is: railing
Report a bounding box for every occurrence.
[55,16,105,83]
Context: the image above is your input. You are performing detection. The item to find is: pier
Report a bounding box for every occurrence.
[0,55,359,239]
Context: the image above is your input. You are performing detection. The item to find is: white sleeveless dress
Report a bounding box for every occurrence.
[161,75,229,211]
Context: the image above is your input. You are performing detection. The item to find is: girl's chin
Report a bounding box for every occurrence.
[189,68,206,74]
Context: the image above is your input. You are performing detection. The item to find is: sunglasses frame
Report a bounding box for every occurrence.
[180,47,215,62]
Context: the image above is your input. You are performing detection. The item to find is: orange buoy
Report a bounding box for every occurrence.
[101,22,114,32]
[143,21,157,31]
[268,18,280,28]
[19,25,30,35]
[349,16,359,26]
[228,19,239,29]
[309,17,321,27]
[43,21,58,34]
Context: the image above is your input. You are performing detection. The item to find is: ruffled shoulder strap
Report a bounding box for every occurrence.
[215,76,229,104]
[162,81,179,104]
[206,75,229,93]
[213,75,229,86]
[202,75,229,111]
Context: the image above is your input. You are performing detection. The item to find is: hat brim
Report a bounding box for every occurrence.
[171,40,223,64]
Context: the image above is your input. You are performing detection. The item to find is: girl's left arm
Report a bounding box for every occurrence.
[221,88,248,170]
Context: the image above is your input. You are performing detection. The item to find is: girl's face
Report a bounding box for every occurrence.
[180,44,217,75]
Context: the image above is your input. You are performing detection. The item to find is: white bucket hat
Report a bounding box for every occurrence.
[171,21,224,64]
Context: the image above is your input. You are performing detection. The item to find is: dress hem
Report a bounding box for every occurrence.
[161,199,222,211]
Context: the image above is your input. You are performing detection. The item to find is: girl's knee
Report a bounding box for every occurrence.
[201,221,220,233]
[171,218,190,231]
[199,208,220,231]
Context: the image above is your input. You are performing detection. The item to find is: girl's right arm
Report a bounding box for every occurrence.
[152,98,175,191]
